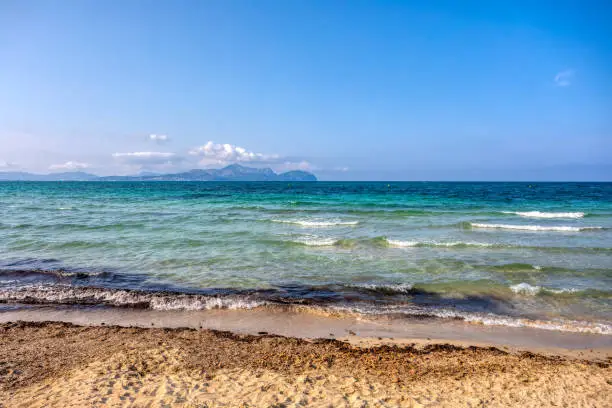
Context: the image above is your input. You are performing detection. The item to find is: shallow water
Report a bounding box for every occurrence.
[0,181,611,334]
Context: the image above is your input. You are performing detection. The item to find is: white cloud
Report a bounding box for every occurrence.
[149,134,169,143]
[275,160,314,172]
[189,141,279,166]
[0,160,18,169]
[554,69,574,87]
[49,161,90,171]
[112,151,178,164]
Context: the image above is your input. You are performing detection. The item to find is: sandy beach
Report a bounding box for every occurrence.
[0,321,610,407]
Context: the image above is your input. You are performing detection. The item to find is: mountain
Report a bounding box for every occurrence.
[276,170,318,182]
[102,164,316,181]
[0,165,317,182]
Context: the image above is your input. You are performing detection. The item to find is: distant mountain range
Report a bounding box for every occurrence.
[0,164,317,182]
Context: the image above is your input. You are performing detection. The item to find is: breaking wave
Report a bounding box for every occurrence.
[350,283,415,294]
[291,236,339,246]
[271,219,359,227]
[386,239,494,248]
[427,309,611,335]
[316,303,612,335]
[1,283,610,335]
[509,282,582,296]
[0,285,265,311]
[470,223,603,232]
[502,211,585,219]
[267,236,612,253]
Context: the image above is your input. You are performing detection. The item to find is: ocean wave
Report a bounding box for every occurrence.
[0,268,109,282]
[351,283,414,294]
[510,282,544,296]
[275,236,612,253]
[429,309,611,335]
[0,285,265,311]
[0,279,20,285]
[321,303,612,335]
[386,239,494,248]
[291,236,339,246]
[502,211,585,219]
[385,239,419,247]
[364,279,607,300]
[510,282,581,296]
[271,219,359,227]
[470,223,603,232]
[1,284,610,335]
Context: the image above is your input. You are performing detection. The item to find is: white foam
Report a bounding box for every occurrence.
[292,236,338,246]
[0,279,20,285]
[440,311,612,335]
[272,219,359,227]
[471,223,600,232]
[356,283,414,293]
[386,239,419,247]
[502,211,585,219]
[546,287,580,294]
[1,285,609,335]
[0,285,265,311]
[510,282,541,296]
[149,295,264,311]
[433,241,494,247]
[325,303,612,335]
[510,282,580,296]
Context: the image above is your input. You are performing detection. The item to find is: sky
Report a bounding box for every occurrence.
[1,0,611,180]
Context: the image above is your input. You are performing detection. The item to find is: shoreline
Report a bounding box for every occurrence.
[1,320,610,407]
[1,305,611,361]
[2,266,610,337]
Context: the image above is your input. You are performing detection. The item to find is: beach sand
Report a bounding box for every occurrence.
[0,321,610,407]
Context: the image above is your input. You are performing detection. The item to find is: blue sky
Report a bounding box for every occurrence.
[1,0,610,180]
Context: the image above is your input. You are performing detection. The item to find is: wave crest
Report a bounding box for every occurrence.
[351,283,414,294]
[470,223,602,232]
[0,285,265,311]
[291,236,338,246]
[502,211,585,219]
[321,303,612,335]
[386,239,493,248]
[510,282,580,296]
[271,219,359,227]
[1,284,610,335]
[429,309,611,335]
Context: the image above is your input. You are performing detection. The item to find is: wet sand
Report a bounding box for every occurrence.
[1,305,611,359]
[0,320,610,407]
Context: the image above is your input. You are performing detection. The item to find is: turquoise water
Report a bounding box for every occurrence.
[0,182,611,334]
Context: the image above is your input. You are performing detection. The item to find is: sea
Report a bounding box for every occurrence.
[0,181,611,335]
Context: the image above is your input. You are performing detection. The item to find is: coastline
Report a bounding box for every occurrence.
[1,305,611,361]
[1,320,610,407]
